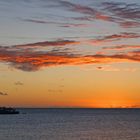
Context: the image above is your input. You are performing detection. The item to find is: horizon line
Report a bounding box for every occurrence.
[3,107,140,109]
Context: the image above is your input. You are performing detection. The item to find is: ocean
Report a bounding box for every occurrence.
[0,108,140,140]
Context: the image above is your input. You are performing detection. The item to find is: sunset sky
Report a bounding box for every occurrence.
[0,0,140,108]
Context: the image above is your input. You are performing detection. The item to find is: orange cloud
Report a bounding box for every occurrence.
[95,12,113,21]
[0,47,140,71]
[0,36,140,71]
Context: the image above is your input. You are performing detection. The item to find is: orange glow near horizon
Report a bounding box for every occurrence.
[0,64,139,108]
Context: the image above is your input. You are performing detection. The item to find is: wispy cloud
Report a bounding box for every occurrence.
[102,2,140,20]
[22,18,89,28]
[88,33,140,44]
[102,2,140,28]
[103,45,140,50]
[16,39,80,48]
[120,21,140,28]
[57,1,140,28]
[58,0,113,22]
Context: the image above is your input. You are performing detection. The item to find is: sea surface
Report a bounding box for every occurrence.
[0,108,140,140]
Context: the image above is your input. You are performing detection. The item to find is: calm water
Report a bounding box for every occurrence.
[0,108,140,140]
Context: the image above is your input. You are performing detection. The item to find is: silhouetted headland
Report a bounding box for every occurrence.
[0,107,19,114]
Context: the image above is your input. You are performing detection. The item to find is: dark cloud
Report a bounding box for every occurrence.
[14,81,24,86]
[97,66,103,70]
[0,91,8,96]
